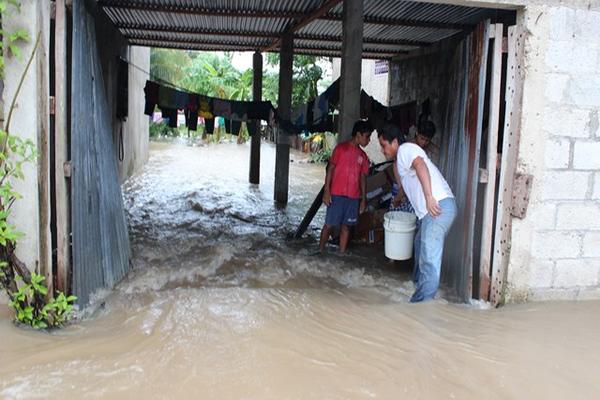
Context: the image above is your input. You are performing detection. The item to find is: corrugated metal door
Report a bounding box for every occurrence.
[437,22,489,302]
[71,0,130,306]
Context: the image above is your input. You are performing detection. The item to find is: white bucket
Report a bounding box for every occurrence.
[383,211,417,260]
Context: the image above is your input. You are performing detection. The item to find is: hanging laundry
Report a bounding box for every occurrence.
[144,81,159,116]
[247,101,273,121]
[198,96,213,119]
[204,118,215,134]
[161,108,178,128]
[223,118,232,134]
[213,98,232,118]
[231,120,242,136]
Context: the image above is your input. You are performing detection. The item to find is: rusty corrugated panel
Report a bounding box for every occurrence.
[71,0,130,306]
[438,22,489,302]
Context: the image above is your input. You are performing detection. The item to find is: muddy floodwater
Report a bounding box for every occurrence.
[1,141,600,399]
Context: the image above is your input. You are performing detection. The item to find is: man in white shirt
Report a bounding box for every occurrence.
[378,123,457,302]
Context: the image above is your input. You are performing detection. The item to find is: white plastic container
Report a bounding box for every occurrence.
[383,211,417,260]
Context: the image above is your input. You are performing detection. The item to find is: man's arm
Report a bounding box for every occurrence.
[323,163,335,205]
[359,173,367,213]
[412,157,442,217]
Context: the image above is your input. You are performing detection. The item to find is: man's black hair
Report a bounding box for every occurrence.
[377,123,404,144]
[418,120,436,139]
[351,120,374,137]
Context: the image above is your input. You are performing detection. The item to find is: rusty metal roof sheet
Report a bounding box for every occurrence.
[98,0,513,59]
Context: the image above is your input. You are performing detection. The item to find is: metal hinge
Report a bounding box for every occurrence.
[510,173,533,219]
[63,161,72,178]
[49,96,56,115]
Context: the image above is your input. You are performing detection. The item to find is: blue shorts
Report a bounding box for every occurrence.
[325,195,359,227]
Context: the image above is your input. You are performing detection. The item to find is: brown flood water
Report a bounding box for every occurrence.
[1,141,599,399]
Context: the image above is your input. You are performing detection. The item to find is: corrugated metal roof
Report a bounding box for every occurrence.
[98,0,513,59]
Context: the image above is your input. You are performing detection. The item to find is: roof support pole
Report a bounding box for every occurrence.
[338,0,364,142]
[274,32,293,205]
[249,51,262,185]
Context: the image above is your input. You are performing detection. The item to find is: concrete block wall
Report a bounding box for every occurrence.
[504,2,600,301]
[3,0,51,273]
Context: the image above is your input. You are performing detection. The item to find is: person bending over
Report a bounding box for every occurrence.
[319,120,373,253]
[378,123,456,302]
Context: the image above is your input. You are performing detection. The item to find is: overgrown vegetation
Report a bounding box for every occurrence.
[0,0,76,329]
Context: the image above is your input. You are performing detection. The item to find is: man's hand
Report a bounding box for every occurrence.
[425,195,441,217]
[359,199,367,214]
[323,190,332,206]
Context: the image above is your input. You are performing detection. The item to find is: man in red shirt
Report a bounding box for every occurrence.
[319,120,373,252]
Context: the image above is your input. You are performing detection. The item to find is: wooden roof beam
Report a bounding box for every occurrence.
[261,0,342,52]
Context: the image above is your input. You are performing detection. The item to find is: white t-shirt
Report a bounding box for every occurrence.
[396,143,454,220]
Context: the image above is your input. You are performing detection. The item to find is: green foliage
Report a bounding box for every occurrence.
[8,271,77,329]
[0,0,29,78]
[265,54,330,108]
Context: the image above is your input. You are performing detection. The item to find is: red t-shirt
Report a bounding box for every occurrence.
[329,141,369,199]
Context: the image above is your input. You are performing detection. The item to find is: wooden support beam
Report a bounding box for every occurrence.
[294,186,325,239]
[274,32,293,205]
[37,6,52,295]
[98,1,304,19]
[262,0,342,52]
[338,0,364,142]
[249,51,262,185]
[490,25,525,307]
[479,23,503,301]
[54,0,70,294]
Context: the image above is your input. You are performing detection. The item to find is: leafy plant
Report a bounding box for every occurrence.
[5,271,76,329]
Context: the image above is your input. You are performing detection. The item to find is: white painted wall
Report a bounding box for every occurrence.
[3,0,50,273]
[502,2,600,301]
[120,46,150,182]
[332,58,389,163]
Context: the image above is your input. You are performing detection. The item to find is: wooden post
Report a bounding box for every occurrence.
[37,4,52,294]
[54,0,70,293]
[274,32,293,205]
[479,24,503,301]
[249,51,262,184]
[338,0,364,142]
[490,25,525,306]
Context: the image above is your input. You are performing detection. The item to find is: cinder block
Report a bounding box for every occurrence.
[573,141,600,169]
[548,7,576,41]
[567,76,600,108]
[583,232,600,257]
[530,202,557,230]
[544,138,570,169]
[575,9,600,41]
[556,203,600,230]
[546,41,598,73]
[544,73,570,103]
[528,259,555,288]
[554,259,600,287]
[541,171,589,200]
[532,231,582,259]
[542,107,591,138]
[594,173,600,200]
